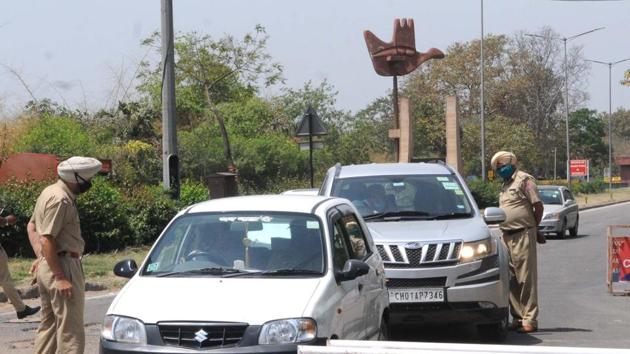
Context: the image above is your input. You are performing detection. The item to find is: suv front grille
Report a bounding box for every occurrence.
[158,322,247,349]
[387,277,446,288]
[378,241,462,268]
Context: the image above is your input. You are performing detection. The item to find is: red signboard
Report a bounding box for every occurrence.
[570,159,588,177]
[611,237,630,282]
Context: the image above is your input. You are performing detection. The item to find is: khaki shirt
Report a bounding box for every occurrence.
[499,170,541,230]
[30,180,84,254]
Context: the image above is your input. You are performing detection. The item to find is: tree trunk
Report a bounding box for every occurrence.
[204,86,234,168]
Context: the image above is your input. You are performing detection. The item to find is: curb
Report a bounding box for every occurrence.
[0,282,107,303]
[578,199,630,211]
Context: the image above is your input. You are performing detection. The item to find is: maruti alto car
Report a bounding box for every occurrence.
[100,195,389,353]
[320,162,510,342]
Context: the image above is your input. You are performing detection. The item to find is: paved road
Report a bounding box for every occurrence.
[1,202,628,352]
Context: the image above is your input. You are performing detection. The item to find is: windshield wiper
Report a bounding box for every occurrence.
[262,268,322,275]
[155,267,245,277]
[426,212,473,220]
[363,211,430,221]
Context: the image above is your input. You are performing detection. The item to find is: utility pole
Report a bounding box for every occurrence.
[161,0,179,198]
[480,0,486,181]
[586,56,630,196]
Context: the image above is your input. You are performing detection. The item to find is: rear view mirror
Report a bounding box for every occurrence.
[483,207,506,225]
[114,259,138,278]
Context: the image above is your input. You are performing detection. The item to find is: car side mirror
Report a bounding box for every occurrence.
[483,207,506,225]
[564,199,574,206]
[114,259,138,278]
[335,259,370,282]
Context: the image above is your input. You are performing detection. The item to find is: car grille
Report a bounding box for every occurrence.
[158,322,247,349]
[387,277,447,288]
[377,241,462,268]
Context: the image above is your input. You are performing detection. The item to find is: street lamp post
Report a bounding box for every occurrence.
[525,27,604,190]
[480,0,485,181]
[586,57,630,195]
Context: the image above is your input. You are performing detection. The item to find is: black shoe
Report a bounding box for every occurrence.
[17,305,41,319]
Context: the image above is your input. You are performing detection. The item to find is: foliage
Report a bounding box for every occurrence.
[13,114,96,157]
[569,109,607,174]
[571,178,606,194]
[467,180,500,209]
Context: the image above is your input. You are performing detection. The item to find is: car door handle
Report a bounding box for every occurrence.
[358,283,364,292]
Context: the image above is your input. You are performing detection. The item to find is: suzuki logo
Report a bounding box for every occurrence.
[194,329,208,345]
[405,241,423,250]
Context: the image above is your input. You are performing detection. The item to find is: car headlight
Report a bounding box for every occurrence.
[101,315,147,344]
[258,318,316,345]
[460,237,495,262]
[543,212,560,220]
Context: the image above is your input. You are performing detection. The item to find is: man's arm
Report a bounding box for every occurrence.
[40,235,73,299]
[27,221,41,258]
[532,201,544,226]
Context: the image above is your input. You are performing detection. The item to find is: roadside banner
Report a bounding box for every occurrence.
[607,225,630,295]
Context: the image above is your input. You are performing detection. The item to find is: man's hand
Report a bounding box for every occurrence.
[6,214,17,226]
[29,258,41,275]
[536,230,546,244]
[55,277,73,299]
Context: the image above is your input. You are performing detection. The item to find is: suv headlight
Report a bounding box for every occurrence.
[101,315,147,344]
[460,237,495,262]
[258,318,316,345]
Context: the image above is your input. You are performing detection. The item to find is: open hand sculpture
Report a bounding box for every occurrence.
[364,18,444,76]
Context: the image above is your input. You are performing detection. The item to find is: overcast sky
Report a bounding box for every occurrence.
[1,0,629,119]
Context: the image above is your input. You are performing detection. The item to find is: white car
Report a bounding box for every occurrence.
[100,195,389,353]
[537,185,579,238]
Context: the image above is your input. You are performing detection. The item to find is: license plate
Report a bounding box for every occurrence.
[388,288,445,303]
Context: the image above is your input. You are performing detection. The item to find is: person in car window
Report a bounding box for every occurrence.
[491,151,544,334]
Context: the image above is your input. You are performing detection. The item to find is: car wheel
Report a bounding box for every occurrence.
[556,218,566,239]
[569,216,579,237]
[377,316,389,341]
[477,312,508,343]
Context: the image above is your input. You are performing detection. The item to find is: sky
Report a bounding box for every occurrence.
[1,0,629,119]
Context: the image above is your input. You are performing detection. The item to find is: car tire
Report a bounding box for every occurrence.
[569,216,579,237]
[556,218,566,239]
[477,312,508,343]
[377,317,390,341]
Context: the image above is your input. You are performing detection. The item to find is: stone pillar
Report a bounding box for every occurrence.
[445,96,462,173]
[388,97,413,163]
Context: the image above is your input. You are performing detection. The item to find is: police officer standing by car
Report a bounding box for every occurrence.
[491,151,544,334]
[29,156,101,354]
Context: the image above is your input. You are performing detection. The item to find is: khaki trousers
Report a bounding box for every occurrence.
[34,257,85,354]
[502,227,538,327]
[0,246,26,312]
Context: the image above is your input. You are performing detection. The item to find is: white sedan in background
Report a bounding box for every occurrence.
[538,185,579,238]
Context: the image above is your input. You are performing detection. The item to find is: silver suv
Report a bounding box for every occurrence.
[320,162,510,342]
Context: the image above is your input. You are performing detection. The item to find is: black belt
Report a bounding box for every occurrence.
[502,227,526,235]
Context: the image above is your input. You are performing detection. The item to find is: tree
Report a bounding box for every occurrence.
[14,114,95,157]
[569,108,607,174]
[137,25,284,169]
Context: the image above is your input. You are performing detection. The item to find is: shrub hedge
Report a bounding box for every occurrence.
[0,177,209,256]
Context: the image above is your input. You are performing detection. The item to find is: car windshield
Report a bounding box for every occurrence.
[331,174,473,219]
[539,189,563,205]
[142,212,325,277]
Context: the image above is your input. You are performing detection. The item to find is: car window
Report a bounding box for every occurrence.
[332,222,351,270]
[562,189,574,202]
[142,212,324,275]
[539,189,563,205]
[340,214,369,260]
[331,174,473,217]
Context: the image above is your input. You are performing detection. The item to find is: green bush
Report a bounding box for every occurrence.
[126,185,178,246]
[572,178,606,194]
[467,180,500,209]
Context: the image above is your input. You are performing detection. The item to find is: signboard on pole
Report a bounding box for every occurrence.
[607,225,630,295]
[570,159,588,177]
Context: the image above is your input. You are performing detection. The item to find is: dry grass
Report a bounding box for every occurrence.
[575,187,630,208]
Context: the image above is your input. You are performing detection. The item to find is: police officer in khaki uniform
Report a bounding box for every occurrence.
[0,214,41,319]
[491,151,544,334]
[30,156,101,354]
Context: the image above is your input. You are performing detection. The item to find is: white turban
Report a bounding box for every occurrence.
[490,151,517,169]
[57,156,102,183]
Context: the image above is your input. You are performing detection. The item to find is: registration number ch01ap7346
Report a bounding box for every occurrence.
[388,288,445,303]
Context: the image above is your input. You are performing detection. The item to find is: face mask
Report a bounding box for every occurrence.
[74,173,92,194]
[497,164,515,180]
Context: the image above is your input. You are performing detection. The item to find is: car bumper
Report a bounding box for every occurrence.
[100,339,322,354]
[384,255,509,326]
[538,219,561,233]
